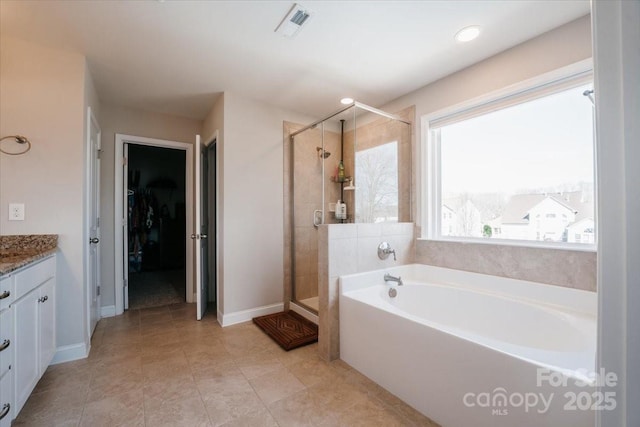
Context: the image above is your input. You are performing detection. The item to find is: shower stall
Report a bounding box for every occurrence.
[284,102,412,316]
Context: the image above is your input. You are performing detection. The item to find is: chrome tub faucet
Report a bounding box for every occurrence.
[384,273,403,286]
[378,242,397,261]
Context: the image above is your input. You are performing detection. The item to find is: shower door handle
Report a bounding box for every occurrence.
[313,210,323,228]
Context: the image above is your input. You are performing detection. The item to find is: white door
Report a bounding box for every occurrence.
[88,109,101,334]
[201,142,211,314]
[123,144,130,310]
[194,135,206,320]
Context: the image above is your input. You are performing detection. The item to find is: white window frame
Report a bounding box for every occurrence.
[421,59,596,251]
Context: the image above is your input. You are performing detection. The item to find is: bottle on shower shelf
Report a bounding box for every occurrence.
[336,199,347,220]
[338,160,345,182]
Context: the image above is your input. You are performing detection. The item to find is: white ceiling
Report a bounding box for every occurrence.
[0,0,590,120]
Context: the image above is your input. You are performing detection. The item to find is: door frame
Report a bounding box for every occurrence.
[85,106,101,339]
[114,134,194,315]
[203,131,220,318]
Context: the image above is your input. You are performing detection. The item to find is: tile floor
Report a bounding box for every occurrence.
[14,303,439,426]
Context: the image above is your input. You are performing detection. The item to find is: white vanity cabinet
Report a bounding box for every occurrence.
[9,255,56,418]
[0,275,14,427]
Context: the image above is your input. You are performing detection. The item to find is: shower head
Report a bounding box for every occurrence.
[316,147,331,159]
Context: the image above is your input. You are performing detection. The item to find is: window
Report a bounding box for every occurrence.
[355,141,398,223]
[425,70,595,247]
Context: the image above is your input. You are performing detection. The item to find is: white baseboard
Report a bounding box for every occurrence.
[101,305,116,318]
[51,342,90,365]
[290,302,319,324]
[220,302,284,327]
[217,310,223,326]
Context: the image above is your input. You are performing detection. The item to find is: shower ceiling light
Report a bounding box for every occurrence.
[455,25,481,43]
[275,3,312,38]
[340,97,354,105]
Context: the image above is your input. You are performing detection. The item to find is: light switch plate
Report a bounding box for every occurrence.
[9,203,25,221]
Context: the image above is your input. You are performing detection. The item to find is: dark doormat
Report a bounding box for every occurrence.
[253,311,318,351]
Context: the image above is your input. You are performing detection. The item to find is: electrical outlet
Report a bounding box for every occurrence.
[9,203,25,221]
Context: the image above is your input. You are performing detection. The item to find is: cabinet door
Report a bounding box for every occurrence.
[0,371,12,427]
[13,290,39,415]
[0,308,13,377]
[38,279,55,373]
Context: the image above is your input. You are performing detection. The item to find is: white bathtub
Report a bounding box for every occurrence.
[339,264,597,427]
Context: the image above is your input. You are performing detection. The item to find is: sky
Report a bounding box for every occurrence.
[439,83,595,196]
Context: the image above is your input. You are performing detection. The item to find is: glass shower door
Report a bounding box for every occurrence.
[291,125,324,313]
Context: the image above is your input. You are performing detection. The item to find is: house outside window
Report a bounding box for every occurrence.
[423,66,595,248]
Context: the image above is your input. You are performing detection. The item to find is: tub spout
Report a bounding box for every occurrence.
[384,273,403,286]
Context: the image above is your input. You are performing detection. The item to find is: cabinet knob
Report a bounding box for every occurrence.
[89,237,100,244]
[0,339,9,352]
[0,290,10,300]
[0,403,9,421]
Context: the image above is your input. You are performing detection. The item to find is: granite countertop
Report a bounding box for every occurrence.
[0,235,58,275]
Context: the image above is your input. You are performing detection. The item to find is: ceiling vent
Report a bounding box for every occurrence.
[275,3,312,38]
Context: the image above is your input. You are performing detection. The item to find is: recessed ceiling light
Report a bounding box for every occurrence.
[455,25,481,43]
[340,97,354,105]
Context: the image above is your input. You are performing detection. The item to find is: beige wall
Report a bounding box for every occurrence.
[98,104,202,307]
[0,36,92,349]
[201,94,223,143]
[213,92,312,320]
[381,15,596,290]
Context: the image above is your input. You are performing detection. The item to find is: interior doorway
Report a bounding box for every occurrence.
[114,134,194,316]
[126,144,186,310]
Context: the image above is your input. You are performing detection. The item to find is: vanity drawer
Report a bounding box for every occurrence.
[0,277,13,312]
[13,257,55,300]
[0,309,13,378]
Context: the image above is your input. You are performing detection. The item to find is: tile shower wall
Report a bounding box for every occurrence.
[318,222,415,361]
